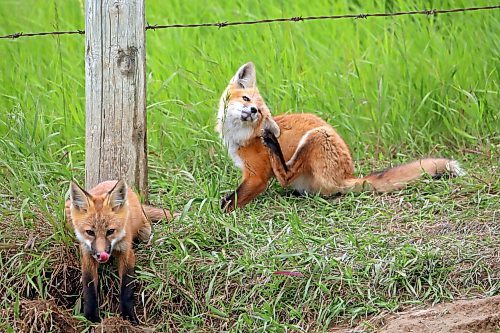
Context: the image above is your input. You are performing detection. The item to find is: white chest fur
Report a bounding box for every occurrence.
[221,120,255,170]
[218,98,256,170]
[227,142,244,169]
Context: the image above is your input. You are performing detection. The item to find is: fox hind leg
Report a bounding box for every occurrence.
[261,128,308,188]
[261,129,288,172]
[263,126,354,194]
[136,220,151,243]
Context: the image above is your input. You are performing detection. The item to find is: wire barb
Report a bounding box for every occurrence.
[216,21,228,29]
[1,5,499,40]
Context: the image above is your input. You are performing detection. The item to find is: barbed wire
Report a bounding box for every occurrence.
[0,30,85,39]
[145,6,500,30]
[1,5,498,40]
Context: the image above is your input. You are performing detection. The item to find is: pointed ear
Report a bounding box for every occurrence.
[69,182,91,211]
[263,117,281,138]
[106,180,128,211]
[230,62,256,88]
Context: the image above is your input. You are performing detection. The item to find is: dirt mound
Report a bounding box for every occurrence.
[379,296,500,333]
[2,299,80,333]
[93,316,153,333]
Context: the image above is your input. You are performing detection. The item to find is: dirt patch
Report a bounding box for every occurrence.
[378,296,500,333]
[1,299,81,333]
[92,316,154,333]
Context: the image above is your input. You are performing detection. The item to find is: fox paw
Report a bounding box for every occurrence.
[220,192,235,212]
[261,129,289,172]
[84,311,100,323]
[261,129,281,155]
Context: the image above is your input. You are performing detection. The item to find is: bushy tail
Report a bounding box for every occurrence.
[142,205,176,222]
[344,158,465,193]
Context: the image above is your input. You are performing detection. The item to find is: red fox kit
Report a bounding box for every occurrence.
[217,62,464,212]
[66,180,173,324]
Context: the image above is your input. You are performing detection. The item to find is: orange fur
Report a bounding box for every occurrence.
[217,63,464,212]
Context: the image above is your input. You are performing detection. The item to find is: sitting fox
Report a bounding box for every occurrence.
[217,62,464,212]
[66,180,173,324]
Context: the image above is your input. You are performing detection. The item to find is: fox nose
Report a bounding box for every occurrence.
[250,107,258,114]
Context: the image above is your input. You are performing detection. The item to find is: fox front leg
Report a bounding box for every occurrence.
[117,249,139,325]
[221,176,268,212]
[81,252,100,322]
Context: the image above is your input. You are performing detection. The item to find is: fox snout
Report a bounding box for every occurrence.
[93,247,111,263]
[91,239,112,263]
[95,251,110,263]
[240,106,259,121]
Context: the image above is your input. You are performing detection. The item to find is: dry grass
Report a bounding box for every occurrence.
[1,300,80,333]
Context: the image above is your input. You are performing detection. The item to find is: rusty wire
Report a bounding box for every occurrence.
[0,5,498,40]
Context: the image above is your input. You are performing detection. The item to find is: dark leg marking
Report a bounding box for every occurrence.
[221,191,236,211]
[261,129,288,172]
[82,272,100,323]
[120,266,139,325]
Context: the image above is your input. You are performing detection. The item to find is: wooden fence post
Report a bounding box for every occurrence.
[85,0,147,197]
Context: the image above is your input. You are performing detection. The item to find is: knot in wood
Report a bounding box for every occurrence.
[117,47,137,75]
[111,1,121,13]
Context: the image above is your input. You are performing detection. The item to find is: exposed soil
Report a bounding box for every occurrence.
[1,299,80,333]
[378,296,500,333]
[1,300,156,332]
[92,317,154,333]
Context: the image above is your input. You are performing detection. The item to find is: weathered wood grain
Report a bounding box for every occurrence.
[85,0,147,197]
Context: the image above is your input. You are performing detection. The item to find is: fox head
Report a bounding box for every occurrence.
[217,62,280,146]
[69,180,129,263]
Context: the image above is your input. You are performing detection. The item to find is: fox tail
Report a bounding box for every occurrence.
[343,158,465,193]
[142,205,176,222]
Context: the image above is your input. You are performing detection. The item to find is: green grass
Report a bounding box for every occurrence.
[0,0,498,331]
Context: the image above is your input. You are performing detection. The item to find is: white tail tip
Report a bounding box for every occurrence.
[446,160,466,177]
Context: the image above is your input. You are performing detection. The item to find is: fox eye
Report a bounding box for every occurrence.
[106,229,115,236]
[242,96,250,102]
[86,230,95,237]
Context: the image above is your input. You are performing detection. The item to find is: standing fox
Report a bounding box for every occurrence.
[66,180,173,324]
[217,62,465,212]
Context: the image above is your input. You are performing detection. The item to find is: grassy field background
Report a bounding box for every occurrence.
[0,0,498,331]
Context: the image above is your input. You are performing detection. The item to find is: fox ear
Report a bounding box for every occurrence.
[263,117,281,138]
[107,179,128,210]
[70,182,91,211]
[231,62,256,88]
